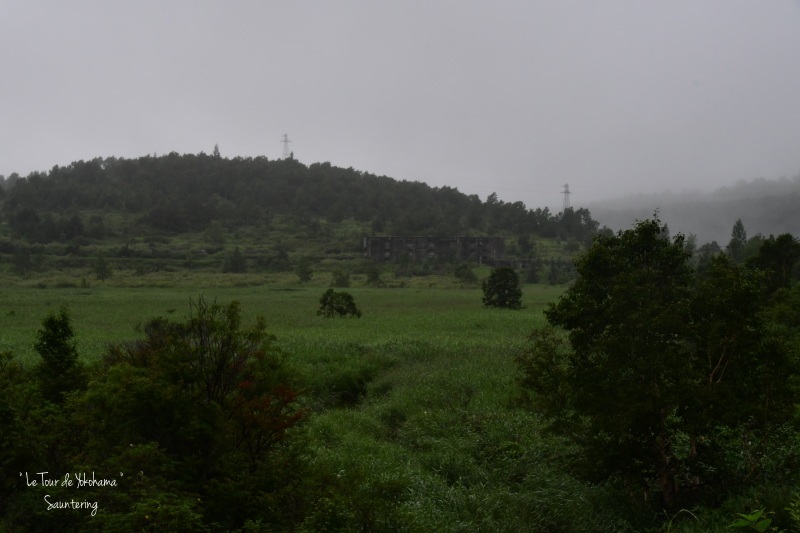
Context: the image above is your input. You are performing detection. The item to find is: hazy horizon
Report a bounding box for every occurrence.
[3,1,800,212]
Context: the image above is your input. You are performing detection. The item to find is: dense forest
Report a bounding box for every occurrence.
[0,153,599,283]
[0,152,597,244]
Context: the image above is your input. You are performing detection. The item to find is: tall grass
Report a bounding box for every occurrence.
[2,279,634,530]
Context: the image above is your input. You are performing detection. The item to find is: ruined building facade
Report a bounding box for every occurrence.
[363,236,505,264]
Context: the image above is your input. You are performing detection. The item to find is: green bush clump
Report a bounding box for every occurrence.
[318,288,362,318]
[482,266,522,309]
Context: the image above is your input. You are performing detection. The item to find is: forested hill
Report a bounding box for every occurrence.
[0,153,598,245]
[589,173,800,245]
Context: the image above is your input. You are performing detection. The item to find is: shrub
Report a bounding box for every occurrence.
[296,256,313,282]
[365,262,383,286]
[94,253,112,280]
[454,262,478,284]
[482,266,522,309]
[318,289,362,318]
[331,268,350,288]
[223,246,247,273]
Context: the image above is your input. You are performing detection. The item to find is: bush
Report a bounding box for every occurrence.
[454,262,478,284]
[331,268,350,288]
[318,289,362,318]
[296,256,313,282]
[365,262,383,286]
[482,266,522,309]
[222,246,247,273]
[94,253,112,281]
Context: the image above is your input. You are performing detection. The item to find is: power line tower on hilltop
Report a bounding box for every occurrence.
[280,134,292,159]
[562,183,571,211]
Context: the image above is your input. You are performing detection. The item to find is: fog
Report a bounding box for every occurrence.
[3,1,800,211]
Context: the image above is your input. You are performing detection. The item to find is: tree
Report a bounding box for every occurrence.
[330,268,350,288]
[295,256,312,283]
[34,307,86,404]
[746,233,800,294]
[727,218,748,262]
[482,266,522,309]
[317,289,362,318]
[696,240,722,275]
[518,218,799,509]
[94,253,112,281]
[223,246,247,273]
[365,261,383,287]
[524,261,541,283]
[454,263,478,285]
[78,297,306,527]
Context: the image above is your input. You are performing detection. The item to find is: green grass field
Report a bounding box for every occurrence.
[4,278,606,530]
[0,276,562,365]
[3,277,767,530]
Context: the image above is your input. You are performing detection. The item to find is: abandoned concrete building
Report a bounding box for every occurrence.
[363,236,505,264]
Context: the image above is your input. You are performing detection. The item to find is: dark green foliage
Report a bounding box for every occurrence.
[3,154,600,249]
[93,253,112,280]
[331,267,350,287]
[546,257,575,284]
[295,255,312,283]
[453,262,477,284]
[0,154,603,281]
[204,219,225,244]
[0,297,309,530]
[696,240,723,275]
[524,260,541,283]
[519,217,800,513]
[34,307,86,404]
[263,244,291,272]
[727,218,748,262]
[317,288,362,318]
[482,266,522,309]
[746,233,800,294]
[82,297,306,528]
[365,261,383,286]
[0,351,40,509]
[11,248,32,276]
[222,246,247,273]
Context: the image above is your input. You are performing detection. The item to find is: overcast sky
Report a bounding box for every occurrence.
[2,1,800,211]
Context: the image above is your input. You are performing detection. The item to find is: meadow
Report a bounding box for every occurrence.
[0,271,561,363]
[2,274,767,530]
[2,275,627,530]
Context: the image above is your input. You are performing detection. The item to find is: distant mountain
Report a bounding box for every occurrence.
[588,174,800,244]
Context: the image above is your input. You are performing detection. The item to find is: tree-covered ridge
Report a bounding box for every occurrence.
[1,153,598,244]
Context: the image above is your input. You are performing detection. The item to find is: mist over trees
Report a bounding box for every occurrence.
[589,173,800,245]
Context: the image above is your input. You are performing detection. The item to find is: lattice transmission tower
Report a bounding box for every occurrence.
[280,134,292,159]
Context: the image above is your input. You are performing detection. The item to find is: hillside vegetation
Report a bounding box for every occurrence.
[0,153,598,282]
